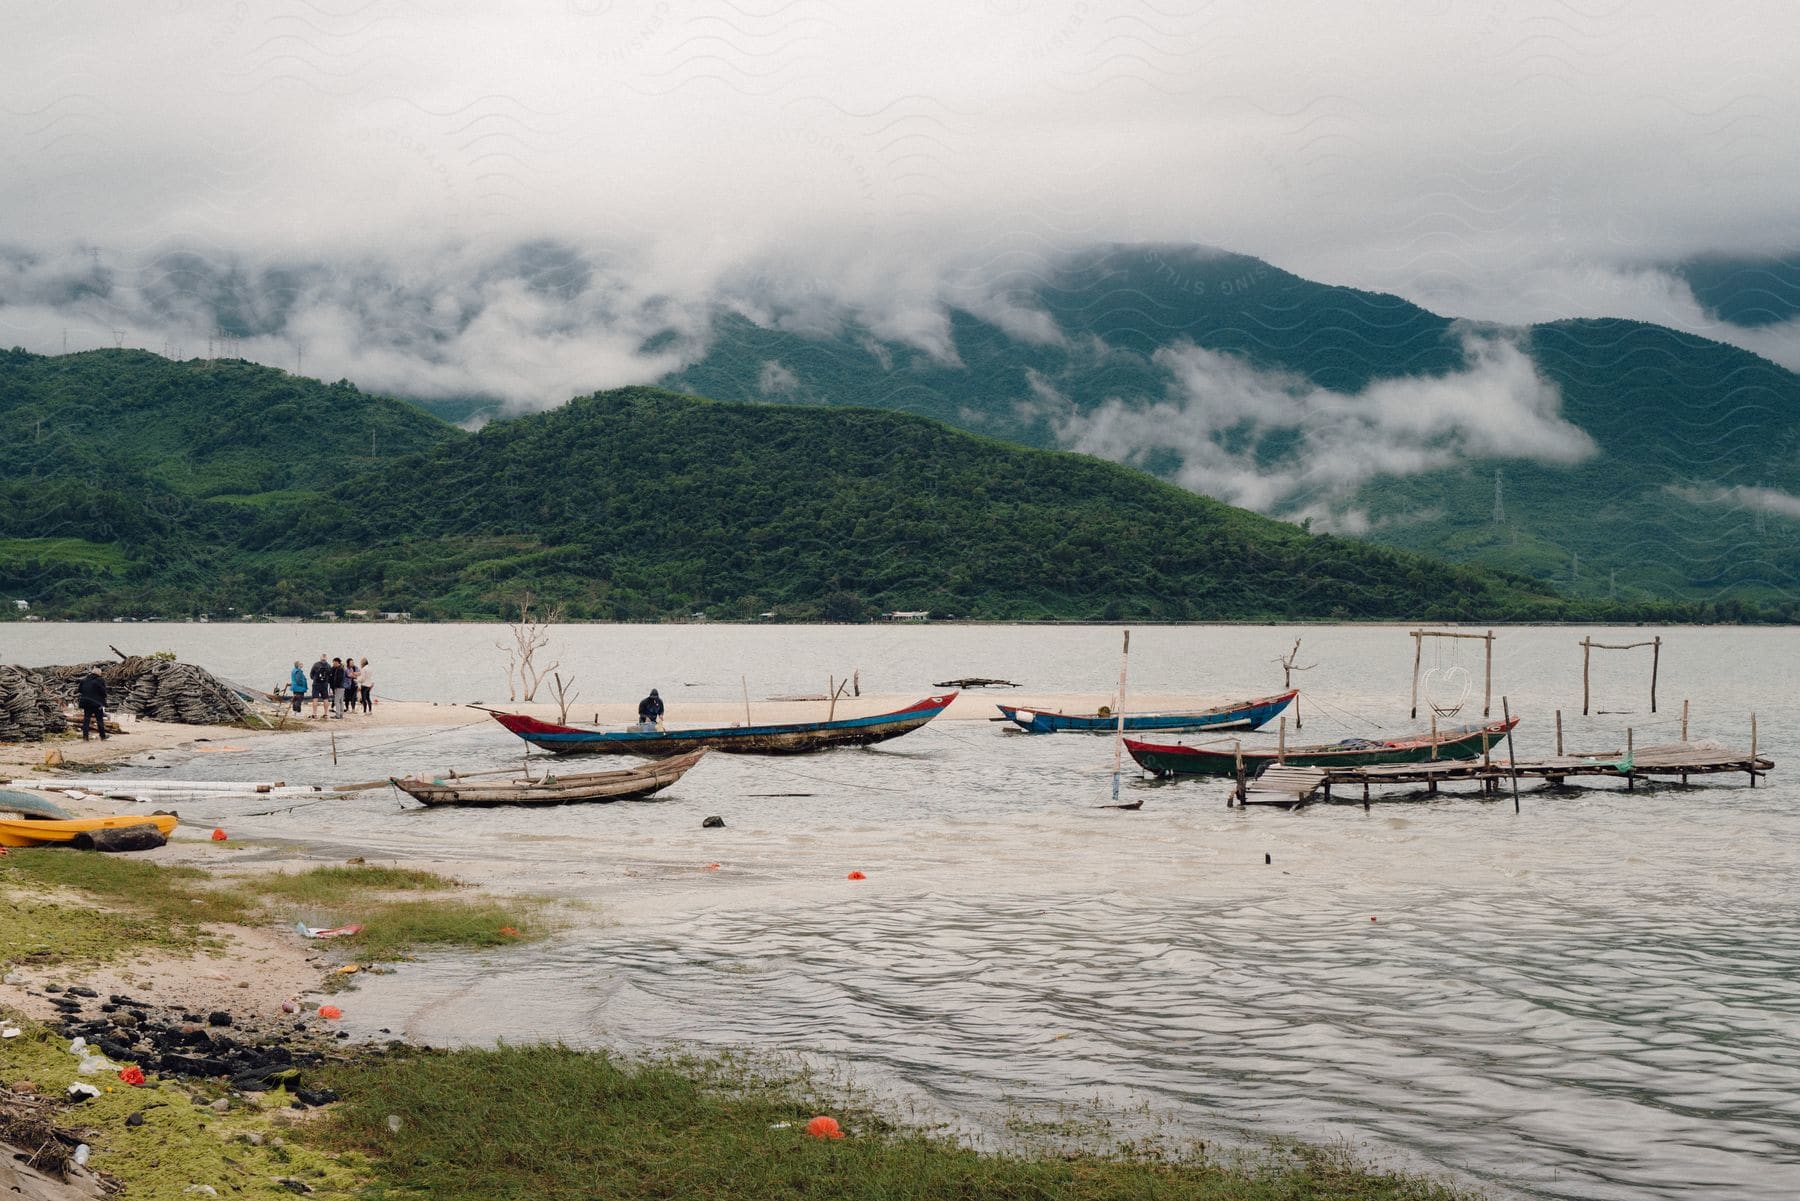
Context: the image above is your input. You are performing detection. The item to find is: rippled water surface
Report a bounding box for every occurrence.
[11,622,1799,1199]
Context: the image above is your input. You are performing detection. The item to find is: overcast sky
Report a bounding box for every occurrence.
[3,0,1797,399]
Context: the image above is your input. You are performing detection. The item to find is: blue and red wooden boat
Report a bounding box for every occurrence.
[489,693,958,757]
[996,689,1297,735]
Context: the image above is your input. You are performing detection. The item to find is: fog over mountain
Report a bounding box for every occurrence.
[4,2,1797,387]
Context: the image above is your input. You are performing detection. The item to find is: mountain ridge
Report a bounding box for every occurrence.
[0,347,1700,623]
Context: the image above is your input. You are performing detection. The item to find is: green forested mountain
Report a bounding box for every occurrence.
[0,347,1685,622]
[656,245,1800,606]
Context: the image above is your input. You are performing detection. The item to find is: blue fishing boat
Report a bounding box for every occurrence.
[489,693,958,757]
[996,689,1297,734]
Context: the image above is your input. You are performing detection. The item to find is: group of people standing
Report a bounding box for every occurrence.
[290,654,374,718]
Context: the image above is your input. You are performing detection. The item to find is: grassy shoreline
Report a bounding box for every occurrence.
[2,849,1486,1200]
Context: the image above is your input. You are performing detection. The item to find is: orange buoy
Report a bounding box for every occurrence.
[1370,916,1378,923]
[846,870,866,881]
[318,1005,343,1020]
[805,1115,844,1139]
[210,828,228,841]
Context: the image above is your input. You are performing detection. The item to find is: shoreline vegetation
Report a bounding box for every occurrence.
[2,726,1486,1200]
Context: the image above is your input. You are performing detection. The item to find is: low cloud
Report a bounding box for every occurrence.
[1054,326,1596,520]
[1669,483,1800,519]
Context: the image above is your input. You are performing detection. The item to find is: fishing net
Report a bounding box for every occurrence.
[1,656,251,740]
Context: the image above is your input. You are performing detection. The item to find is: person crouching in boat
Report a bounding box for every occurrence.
[637,688,664,732]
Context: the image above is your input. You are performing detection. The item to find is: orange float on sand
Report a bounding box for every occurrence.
[805,1115,844,1139]
[846,871,866,881]
[211,828,228,841]
[318,1005,343,1020]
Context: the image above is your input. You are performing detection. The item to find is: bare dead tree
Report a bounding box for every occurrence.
[1275,638,1317,728]
[550,671,579,724]
[496,590,563,702]
[1277,638,1317,689]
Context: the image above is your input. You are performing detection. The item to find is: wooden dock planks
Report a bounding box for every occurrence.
[1304,740,1772,806]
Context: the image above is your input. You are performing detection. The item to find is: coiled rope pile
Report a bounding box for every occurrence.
[0,664,69,741]
[0,654,251,740]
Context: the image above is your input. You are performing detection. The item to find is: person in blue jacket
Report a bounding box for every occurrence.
[288,660,308,714]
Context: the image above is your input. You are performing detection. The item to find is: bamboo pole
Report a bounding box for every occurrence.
[1555,709,1563,756]
[1484,630,1493,718]
[1751,713,1758,787]
[1410,631,1422,719]
[1431,713,1438,759]
[1503,696,1521,813]
[1650,636,1660,713]
[1681,699,1689,742]
[1110,631,1131,806]
[1277,716,1286,765]
[1582,637,1591,716]
[1626,727,1634,791]
[741,676,752,726]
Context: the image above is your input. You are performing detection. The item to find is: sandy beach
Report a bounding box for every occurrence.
[0,687,1247,780]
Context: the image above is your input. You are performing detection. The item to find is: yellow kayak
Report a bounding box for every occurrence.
[0,814,179,847]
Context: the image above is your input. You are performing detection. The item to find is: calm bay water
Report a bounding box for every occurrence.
[8,622,1798,1199]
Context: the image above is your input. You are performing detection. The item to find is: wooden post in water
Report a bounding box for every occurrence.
[1110,631,1131,807]
[1503,697,1521,814]
[1626,727,1634,791]
[1278,717,1286,765]
[1751,713,1758,787]
[1555,709,1563,756]
[330,731,337,766]
[1681,699,1689,743]
[1431,714,1439,760]
[1233,739,1245,805]
[1410,631,1422,719]
[1581,637,1591,716]
[1484,629,1494,718]
[1650,636,1660,713]
[741,676,752,726]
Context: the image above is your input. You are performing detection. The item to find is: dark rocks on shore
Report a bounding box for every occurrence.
[701,815,725,828]
[40,991,336,1102]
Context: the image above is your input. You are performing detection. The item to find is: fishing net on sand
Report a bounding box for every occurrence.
[0,664,69,741]
[2,655,251,739]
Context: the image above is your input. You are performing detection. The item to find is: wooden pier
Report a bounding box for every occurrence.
[1233,742,1773,808]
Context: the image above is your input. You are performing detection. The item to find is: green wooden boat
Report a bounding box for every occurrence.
[1124,718,1519,778]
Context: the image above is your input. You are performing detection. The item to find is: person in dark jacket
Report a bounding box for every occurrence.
[77,668,109,741]
[328,657,346,718]
[309,654,331,719]
[637,688,664,729]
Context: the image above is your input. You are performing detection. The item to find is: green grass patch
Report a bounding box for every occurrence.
[2,849,256,929]
[254,864,458,905]
[334,898,549,961]
[1,852,544,968]
[313,1045,1480,1201]
[250,864,547,959]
